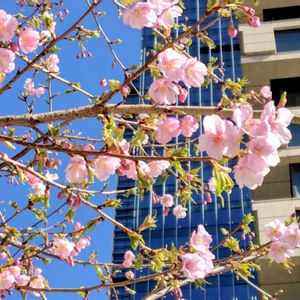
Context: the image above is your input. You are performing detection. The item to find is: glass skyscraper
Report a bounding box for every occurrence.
[112,2,258,299]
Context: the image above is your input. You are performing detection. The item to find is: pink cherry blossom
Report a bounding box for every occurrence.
[0,270,15,290]
[247,135,280,167]
[117,159,137,180]
[75,237,90,251]
[31,182,46,195]
[18,27,40,53]
[0,252,7,260]
[154,117,181,144]
[180,115,199,137]
[265,219,287,241]
[29,276,45,289]
[16,274,30,286]
[65,155,88,184]
[198,115,240,160]
[122,250,135,268]
[125,270,135,280]
[173,205,187,219]
[181,253,213,281]
[148,160,170,178]
[283,222,300,249]
[92,156,121,181]
[23,78,45,97]
[8,266,20,279]
[44,54,59,72]
[157,48,186,81]
[182,57,207,88]
[0,10,18,42]
[52,238,75,260]
[268,241,292,263]
[123,3,157,29]
[148,0,179,15]
[0,48,15,73]
[248,16,260,28]
[261,101,293,144]
[157,5,183,28]
[260,86,272,99]
[160,194,174,208]
[148,78,179,105]
[234,154,269,189]
[190,225,212,252]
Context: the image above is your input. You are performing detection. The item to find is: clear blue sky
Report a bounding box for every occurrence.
[0,1,140,299]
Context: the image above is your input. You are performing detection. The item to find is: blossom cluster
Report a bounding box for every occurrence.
[149,48,207,105]
[181,225,214,281]
[198,98,293,190]
[0,9,59,75]
[51,224,90,265]
[0,265,45,294]
[265,220,300,263]
[123,0,182,30]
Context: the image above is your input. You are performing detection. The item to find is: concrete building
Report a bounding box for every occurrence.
[239,1,300,299]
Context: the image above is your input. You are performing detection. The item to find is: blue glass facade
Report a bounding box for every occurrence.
[112,2,258,299]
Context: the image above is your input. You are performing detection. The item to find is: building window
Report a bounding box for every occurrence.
[263,6,300,21]
[275,29,300,52]
[271,77,300,107]
[290,164,300,197]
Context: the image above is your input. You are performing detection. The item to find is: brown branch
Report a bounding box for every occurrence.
[1,104,298,127]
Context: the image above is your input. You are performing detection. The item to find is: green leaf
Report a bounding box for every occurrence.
[128,232,143,250]
[137,215,156,232]
[124,286,136,295]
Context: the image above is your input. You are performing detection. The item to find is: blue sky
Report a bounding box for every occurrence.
[0,1,140,299]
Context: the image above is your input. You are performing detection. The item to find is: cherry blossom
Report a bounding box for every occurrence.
[260,86,272,99]
[44,54,60,72]
[0,48,15,73]
[283,222,300,249]
[154,117,181,144]
[180,115,199,137]
[181,253,213,281]
[198,115,240,160]
[52,238,75,260]
[148,78,179,105]
[148,160,170,178]
[173,205,187,219]
[265,220,286,241]
[18,27,40,53]
[182,57,207,88]
[122,250,135,268]
[157,48,186,81]
[65,155,88,184]
[0,10,18,42]
[123,3,157,29]
[268,241,292,263]
[92,156,121,181]
[0,270,15,290]
[160,194,174,208]
[190,225,212,252]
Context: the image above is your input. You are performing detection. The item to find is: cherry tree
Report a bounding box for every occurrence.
[0,0,299,299]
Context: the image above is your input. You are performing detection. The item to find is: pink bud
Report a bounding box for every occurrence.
[99,79,107,87]
[120,86,130,97]
[0,252,7,260]
[80,144,94,151]
[186,174,193,181]
[178,86,188,103]
[248,16,260,28]
[228,26,237,39]
[9,42,19,52]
